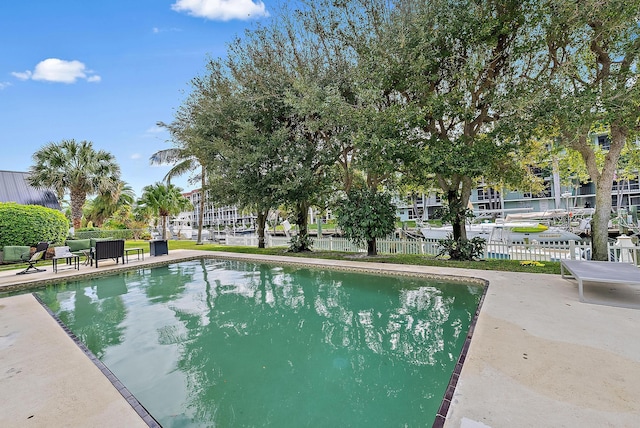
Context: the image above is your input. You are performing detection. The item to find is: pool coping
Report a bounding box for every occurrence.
[32,293,162,428]
[433,276,488,428]
[3,249,639,427]
[1,251,488,427]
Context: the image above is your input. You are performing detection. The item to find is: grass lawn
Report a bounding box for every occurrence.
[0,239,561,275]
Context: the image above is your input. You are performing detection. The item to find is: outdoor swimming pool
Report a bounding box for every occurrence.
[37,258,483,427]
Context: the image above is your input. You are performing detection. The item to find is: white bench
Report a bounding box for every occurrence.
[561,259,640,306]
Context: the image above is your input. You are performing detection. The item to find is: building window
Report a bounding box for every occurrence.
[477,187,500,201]
[597,135,610,151]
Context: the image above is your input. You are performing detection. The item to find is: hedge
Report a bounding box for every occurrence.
[73,229,142,240]
[0,202,69,249]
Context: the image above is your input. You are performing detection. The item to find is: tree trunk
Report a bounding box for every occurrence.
[449,189,466,241]
[70,190,86,230]
[296,200,310,249]
[367,238,377,256]
[256,210,267,249]
[552,156,562,209]
[161,215,167,240]
[580,125,627,261]
[448,178,473,242]
[411,193,422,222]
[591,183,613,261]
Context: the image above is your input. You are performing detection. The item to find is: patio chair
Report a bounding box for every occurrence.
[33,241,50,255]
[54,246,75,259]
[16,242,50,275]
[52,245,80,273]
[92,239,125,268]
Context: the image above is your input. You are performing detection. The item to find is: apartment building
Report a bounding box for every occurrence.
[179,135,639,228]
[181,189,256,230]
[397,134,640,222]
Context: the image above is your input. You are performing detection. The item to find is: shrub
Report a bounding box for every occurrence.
[0,202,69,248]
[335,188,397,256]
[437,235,486,261]
[288,234,314,253]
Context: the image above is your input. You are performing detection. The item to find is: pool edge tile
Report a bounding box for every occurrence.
[432,276,489,428]
[33,293,163,427]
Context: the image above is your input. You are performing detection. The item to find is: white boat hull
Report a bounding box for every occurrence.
[421,223,582,243]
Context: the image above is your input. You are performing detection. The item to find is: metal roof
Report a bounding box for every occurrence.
[0,170,61,210]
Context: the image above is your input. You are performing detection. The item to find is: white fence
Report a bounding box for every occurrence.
[223,234,640,265]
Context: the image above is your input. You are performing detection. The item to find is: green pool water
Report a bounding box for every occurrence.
[37,259,483,427]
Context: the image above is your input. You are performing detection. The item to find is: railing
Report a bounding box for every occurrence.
[260,235,640,266]
[610,243,640,265]
[375,238,442,255]
[77,228,639,266]
[310,237,364,252]
[225,235,259,247]
[481,240,593,262]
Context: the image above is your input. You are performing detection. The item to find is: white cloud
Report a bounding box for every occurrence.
[12,58,101,84]
[131,153,142,160]
[12,71,32,80]
[171,0,269,21]
[0,82,11,89]
[152,26,181,34]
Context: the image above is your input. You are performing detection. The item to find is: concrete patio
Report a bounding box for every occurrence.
[1,249,639,427]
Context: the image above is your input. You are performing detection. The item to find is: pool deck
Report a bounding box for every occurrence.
[1,249,639,427]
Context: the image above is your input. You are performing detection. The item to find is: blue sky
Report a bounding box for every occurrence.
[1,0,272,197]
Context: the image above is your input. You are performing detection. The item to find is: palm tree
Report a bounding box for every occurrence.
[85,180,136,227]
[28,139,121,230]
[137,182,192,240]
[150,147,207,244]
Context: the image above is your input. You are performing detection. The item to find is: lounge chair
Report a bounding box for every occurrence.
[34,241,49,255]
[16,242,49,275]
[561,259,640,307]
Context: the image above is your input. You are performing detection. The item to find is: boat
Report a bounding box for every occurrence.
[614,207,640,236]
[488,221,583,243]
[421,219,583,243]
[505,208,595,236]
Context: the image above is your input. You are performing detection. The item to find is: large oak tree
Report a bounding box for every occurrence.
[535,0,640,260]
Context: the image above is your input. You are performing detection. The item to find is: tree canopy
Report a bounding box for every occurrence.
[137,182,192,240]
[157,0,639,259]
[529,0,640,259]
[28,139,121,230]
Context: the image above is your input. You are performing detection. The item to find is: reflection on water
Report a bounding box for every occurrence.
[38,259,482,427]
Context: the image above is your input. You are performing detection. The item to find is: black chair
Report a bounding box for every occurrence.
[16,242,49,275]
[23,242,49,255]
[92,239,125,268]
